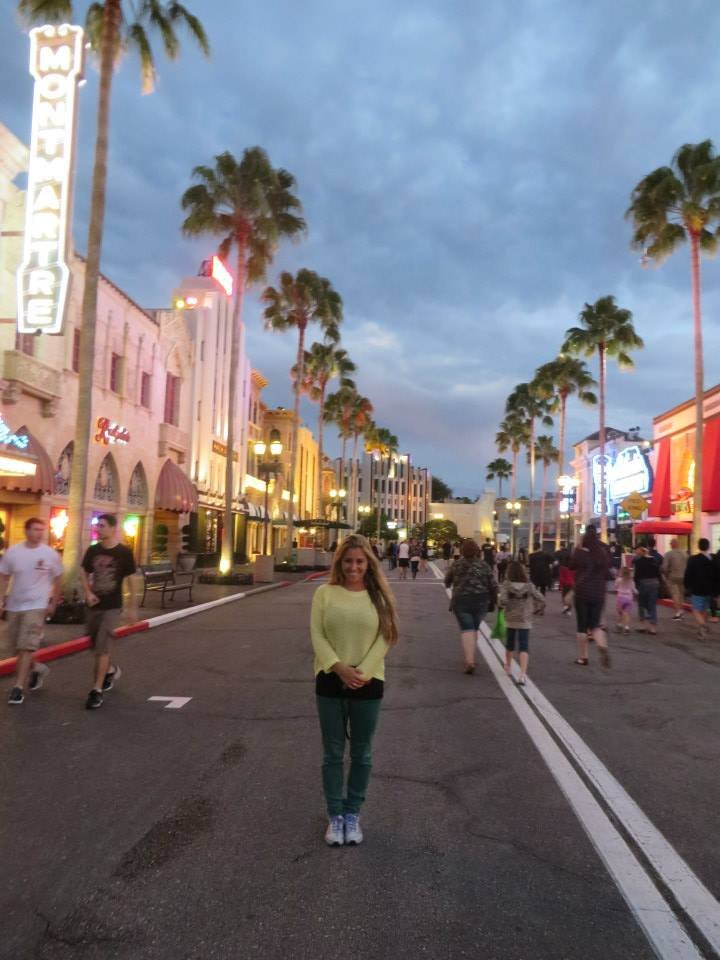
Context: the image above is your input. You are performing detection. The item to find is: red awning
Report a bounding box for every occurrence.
[634,520,692,535]
[649,438,671,519]
[702,418,720,512]
[154,459,197,513]
[0,426,54,494]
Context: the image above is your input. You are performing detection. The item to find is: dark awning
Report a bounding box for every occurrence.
[154,459,198,513]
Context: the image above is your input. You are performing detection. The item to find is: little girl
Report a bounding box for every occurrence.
[499,560,545,686]
[615,566,636,634]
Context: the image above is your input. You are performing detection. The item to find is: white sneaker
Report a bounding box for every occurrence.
[344,813,363,845]
[102,665,122,692]
[325,815,345,846]
[28,662,50,691]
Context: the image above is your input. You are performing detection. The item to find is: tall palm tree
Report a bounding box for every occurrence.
[264,271,342,553]
[506,382,553,550]
[529,435,559,546]
[19,0,209,590]
[534,356,597,547]
[495,415,529,501]
[486,458,513,498]
[562,296,643,540]
[181,149,305,572]
[365,425,399,540]
[348,394,374,529]
[627,141,720,543]
[294,342,355,516]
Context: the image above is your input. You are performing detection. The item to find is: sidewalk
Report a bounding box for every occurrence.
[0,568,315,661]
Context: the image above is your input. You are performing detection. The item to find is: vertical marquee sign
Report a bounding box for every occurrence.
[16,24,85,335]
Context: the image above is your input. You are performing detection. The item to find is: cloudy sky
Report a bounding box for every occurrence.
[2,0,719,496]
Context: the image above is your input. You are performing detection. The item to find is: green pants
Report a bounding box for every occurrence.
[316,696,382,816]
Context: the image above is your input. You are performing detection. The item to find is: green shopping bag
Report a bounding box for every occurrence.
[491,608,507,642]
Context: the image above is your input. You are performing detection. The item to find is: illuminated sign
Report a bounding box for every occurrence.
[211,256,233,297]
[49,507,69,540]
[0,454,37,477]
[212,440,238,462]
[592,445,652,516]
[95,417,130,446]
[0,416,29,451]
[16,24,85,335]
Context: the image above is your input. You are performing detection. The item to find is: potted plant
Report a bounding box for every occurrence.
[177,523,197,571]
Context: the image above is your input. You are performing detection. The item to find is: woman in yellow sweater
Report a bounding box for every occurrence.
[311,534,399,847]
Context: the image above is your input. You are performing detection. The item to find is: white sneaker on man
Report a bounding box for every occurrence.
[343,813,363,845]
[325,816,345,846]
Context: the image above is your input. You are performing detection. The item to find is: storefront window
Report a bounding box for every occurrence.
[54,443,73,496]
[128,463,148,507]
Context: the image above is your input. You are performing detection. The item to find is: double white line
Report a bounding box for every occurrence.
[431,562,720,959]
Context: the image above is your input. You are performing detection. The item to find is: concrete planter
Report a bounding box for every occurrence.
[254,554,275,583]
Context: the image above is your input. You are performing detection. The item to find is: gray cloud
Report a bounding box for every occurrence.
[2,0,720,498]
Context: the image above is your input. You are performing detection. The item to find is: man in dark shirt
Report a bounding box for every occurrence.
[633,546,661,635]
[528,542,553,596]
[684,538,720,640]
[80,513,137,709]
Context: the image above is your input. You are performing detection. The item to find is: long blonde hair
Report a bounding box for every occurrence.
[329,535,399,644]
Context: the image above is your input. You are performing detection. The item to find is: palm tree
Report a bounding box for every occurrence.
[324,384,356,496]
[347,394,374,529]
[506,383,553,550]
[19,0,209,590]
[263,271,342,553]
[627,141,720,543]
[181,149,305,572]
[495,415,529,501]
[529,435,559,546]
[294,342,355,515]
[534,356,597,547]
[486,458,513,498]
[365,425,399,540]
[562,296,643,540]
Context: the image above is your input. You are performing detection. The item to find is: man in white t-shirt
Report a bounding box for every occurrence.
[0,517,63,705]
[397,540,410,580]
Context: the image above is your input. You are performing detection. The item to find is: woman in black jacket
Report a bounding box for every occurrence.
[571,526,611,667]
[633,546,661,635]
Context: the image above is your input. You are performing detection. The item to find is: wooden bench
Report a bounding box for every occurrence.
[139,562,195,609]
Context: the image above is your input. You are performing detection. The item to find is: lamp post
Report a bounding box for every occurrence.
[329,487,347,533]
[357,503,371,532]
[254,430,283,557]
[557,475,579,548]
[505,500,522,557]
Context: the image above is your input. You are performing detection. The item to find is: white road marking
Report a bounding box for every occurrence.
[147,696,192,710]
[431,562,712,959]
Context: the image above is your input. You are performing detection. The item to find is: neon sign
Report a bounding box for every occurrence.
[0,416,29,451]
[17,24,85,335]
[0,454,36,477]
[211,256,233,296]
[95,417,130,446]
[592,445,652,516]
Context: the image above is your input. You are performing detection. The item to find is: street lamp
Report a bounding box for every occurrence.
[329,488,347,529]
[505,500,522,557]
[254,429,283,556]
[557,475,579,548]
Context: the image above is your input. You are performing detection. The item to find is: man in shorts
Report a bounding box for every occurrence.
[0,518,62,705]
[80,513,137,709]
[684,538,719,640]
[661,538,688,621]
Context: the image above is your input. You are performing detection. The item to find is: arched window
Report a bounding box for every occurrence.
[54,442,73,496]
[93,454,118,502]
[127,462,148,508]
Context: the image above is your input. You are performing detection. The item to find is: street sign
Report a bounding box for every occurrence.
[147,696,192,710]
[620,491,650,520]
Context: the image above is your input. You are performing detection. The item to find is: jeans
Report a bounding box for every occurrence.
[316,696,382,816]
[637,579,659,625]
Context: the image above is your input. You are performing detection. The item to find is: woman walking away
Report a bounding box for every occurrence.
[571,526,611,668]
[615,566,636,634]
[311,535,399,847]
[445,539,496,674]
[499,561,545,685]
[410,540,421,580]
[633,546,661,636]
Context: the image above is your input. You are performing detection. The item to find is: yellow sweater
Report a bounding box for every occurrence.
[311,584,389,681]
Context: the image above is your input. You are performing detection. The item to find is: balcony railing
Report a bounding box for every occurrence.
[2,350,62,415]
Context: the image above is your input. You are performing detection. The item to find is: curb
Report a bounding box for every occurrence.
[0,579,293,678]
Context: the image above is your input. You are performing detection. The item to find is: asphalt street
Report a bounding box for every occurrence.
[2,566,719,960]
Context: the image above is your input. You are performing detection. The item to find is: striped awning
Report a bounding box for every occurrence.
[154,459,198,513]
[0,426,53,494]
